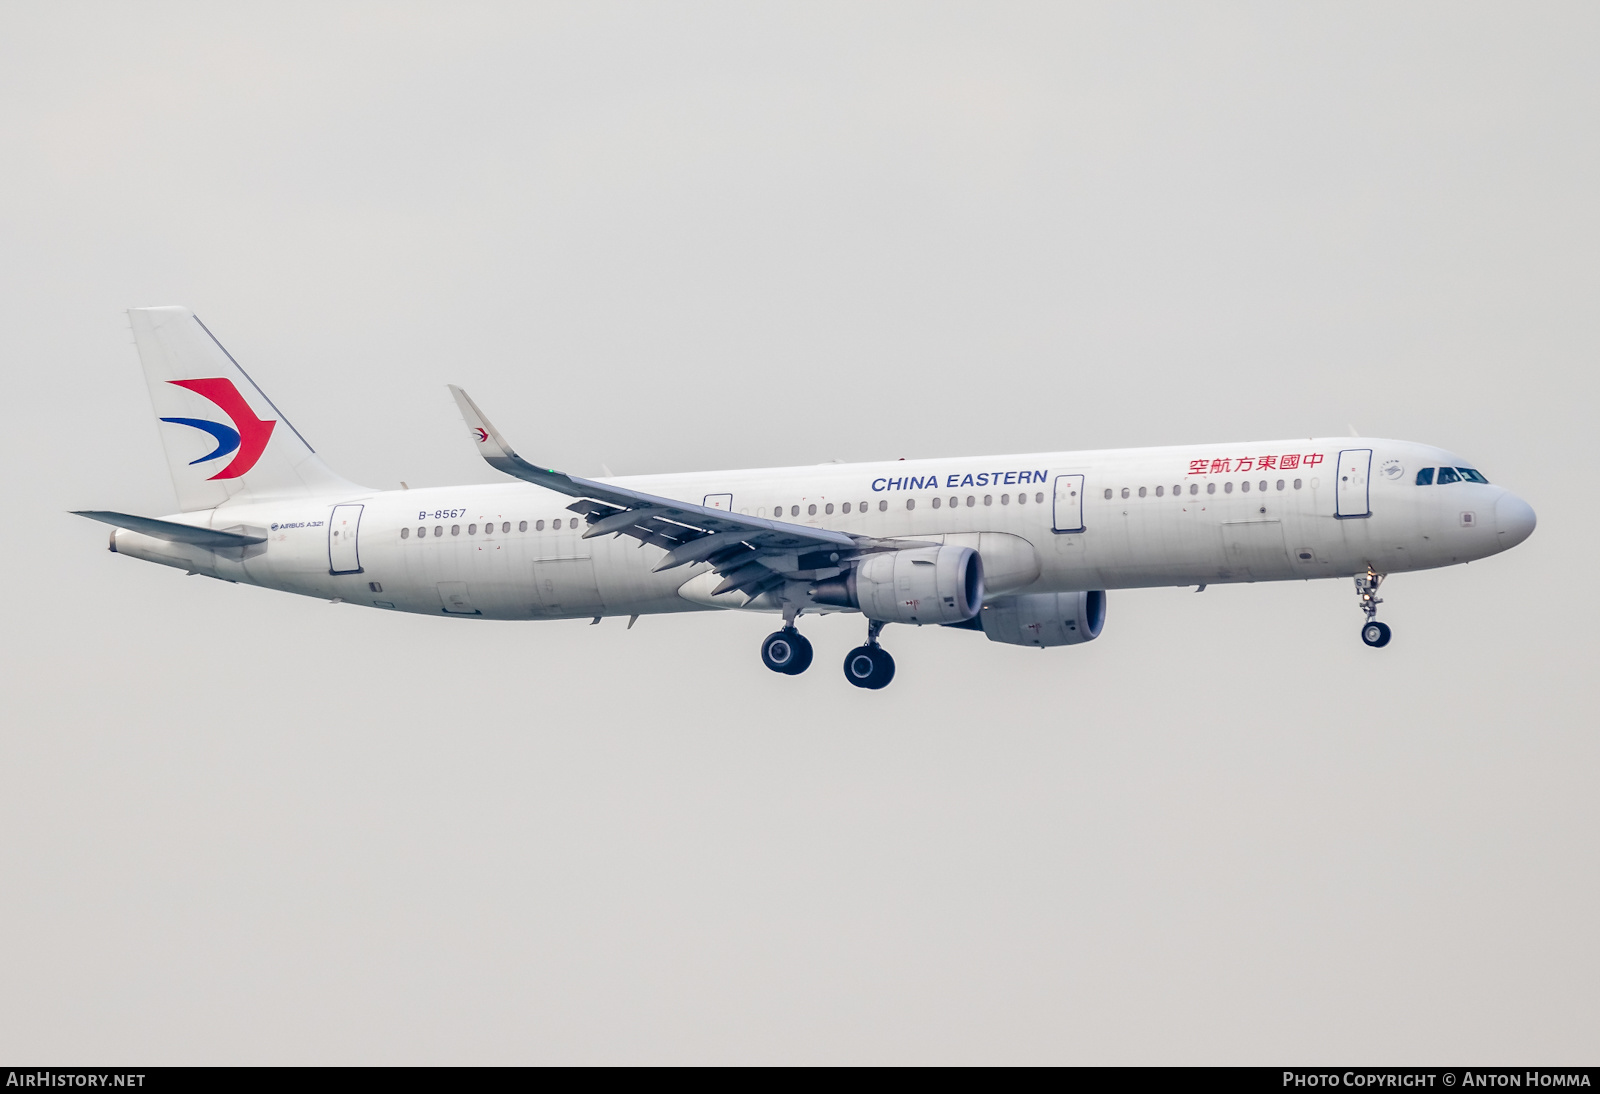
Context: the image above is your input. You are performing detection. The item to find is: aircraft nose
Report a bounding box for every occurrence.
[1495,491,1537,548]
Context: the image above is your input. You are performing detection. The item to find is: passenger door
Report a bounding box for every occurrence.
[1052,474,1085,534]
[703,493,733,512]
[1336,449,1373,519]
[327,504,364,574]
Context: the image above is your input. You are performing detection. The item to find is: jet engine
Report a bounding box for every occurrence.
[973,591,1106,647]
[808,545,983,625]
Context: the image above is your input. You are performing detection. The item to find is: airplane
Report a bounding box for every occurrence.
[78,307,1537,690]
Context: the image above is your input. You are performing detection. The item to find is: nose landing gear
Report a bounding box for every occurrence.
[1355,567,1392,648]
[843,619,896,690]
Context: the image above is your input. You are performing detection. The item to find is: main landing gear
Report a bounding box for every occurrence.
[1355,567,1392,648]
[761,627,814,675]
[760,615,896,689]
[843,619,895,690]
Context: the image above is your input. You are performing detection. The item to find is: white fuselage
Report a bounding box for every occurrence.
[109,437,1535,620]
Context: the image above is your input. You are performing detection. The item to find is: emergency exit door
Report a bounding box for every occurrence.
[1052,474,1085,534]
[1335,449,1373,519]
[328,504,365,574]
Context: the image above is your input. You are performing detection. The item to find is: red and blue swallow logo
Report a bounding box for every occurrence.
[159,378,276,479]
[473,427,489,443]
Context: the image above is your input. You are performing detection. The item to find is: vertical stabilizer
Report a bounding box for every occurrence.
[128,307,363,511]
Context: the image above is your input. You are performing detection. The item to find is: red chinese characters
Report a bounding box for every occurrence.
[1186,452,1321,474]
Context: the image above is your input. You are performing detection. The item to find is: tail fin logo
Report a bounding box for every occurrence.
[159,378,277,479]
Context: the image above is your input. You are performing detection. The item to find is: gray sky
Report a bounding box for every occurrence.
[1,2,1595,1064]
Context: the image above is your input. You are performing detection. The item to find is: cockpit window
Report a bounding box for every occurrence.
[1457,467,1489,484]
[1436,466,1461,484]
[1415,468,1435,486]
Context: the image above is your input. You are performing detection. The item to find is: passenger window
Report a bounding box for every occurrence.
[878,500,888,512]
[1155,486,1164,497]
[1035,492,1044,503]
[984,495,993,506]
[931,497,941,508]
[1293,479,1302,490]
[1206,483,1216,495]
[502,522,510,533]
[434,526,444,537]
[401,527,410,539]
[790,505,799,517]
[825,503,834,514]
[904,499,914,510]
[417,527,426,538]
[468,524,477,535]
[1104,489,1113,500]
[451,525,460,536]
[1016,492,1026,504]
[1240,481,1249,493]
[518,521,527,532]
[536,520,545,531]
[967,496,976,507]
[1137,487,1146,498]
[1001,494,1010,505]
[950,497,959,508]
[1415,468,1434,486]
[1437,467,1460,484]
[1224,482,1233,494]
[808,504,817,516]
[1275,479,1284,491]
[1189,484,1198,496]
[1258,480,1267,492]
[842,502,851,514]
[1457,468,1489,484]
[1120,488,1129,499]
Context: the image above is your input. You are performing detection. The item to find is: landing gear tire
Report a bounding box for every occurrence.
[762,629,813,675]
[1361,621,1392,648]
[843,645,895,690]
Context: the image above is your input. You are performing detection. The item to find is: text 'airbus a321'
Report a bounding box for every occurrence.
[79,307,1536,689]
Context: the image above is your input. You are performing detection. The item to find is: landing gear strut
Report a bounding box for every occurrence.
[1355,567,1392,648]
[843,619,895,690]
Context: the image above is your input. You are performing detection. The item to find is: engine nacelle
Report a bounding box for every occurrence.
[978,591,1106,647]
[809,545,984,625]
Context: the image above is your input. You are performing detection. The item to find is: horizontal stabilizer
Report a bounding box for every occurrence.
[73,510,266,548]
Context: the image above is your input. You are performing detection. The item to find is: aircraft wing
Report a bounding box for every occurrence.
[449,385,867,601]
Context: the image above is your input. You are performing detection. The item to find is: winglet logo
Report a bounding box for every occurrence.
[473,427,489,443]
[160,378,277,479]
